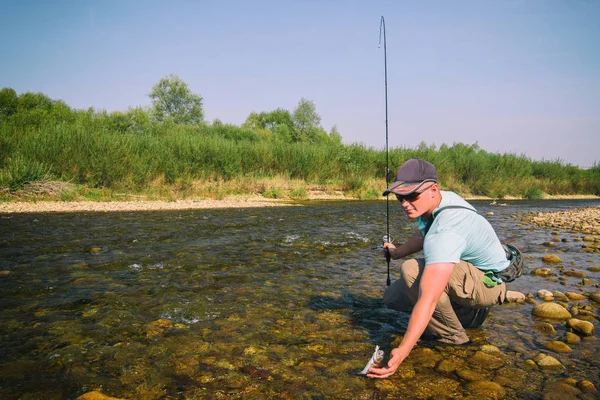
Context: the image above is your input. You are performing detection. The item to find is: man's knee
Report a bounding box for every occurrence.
[398,258,420,286]
[383,258,421,309]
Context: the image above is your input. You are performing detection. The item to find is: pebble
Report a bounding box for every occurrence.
[542,340,572,353]
[533,353,563,369]
[542,254,563,264]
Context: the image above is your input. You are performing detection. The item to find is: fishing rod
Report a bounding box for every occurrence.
[379,15,391,286]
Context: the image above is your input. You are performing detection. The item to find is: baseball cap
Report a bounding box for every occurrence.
[383,158,438,196]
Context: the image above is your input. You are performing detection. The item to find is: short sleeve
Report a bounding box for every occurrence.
[423,231,467,265]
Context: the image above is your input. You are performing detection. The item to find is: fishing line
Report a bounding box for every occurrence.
[379,16,392,286]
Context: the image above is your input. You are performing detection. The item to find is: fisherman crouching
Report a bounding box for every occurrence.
[368,158,524,379]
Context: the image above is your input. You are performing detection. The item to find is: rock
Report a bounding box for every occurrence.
[480,344,502,355]
[563,270,586,278]
[145,318,174,339]
[542,254,563,264]
[465,381,505,399]
[565,292,588,301]
[538,289,554,300]
[582,236,597,242]
[589,291,600,303]
[532,268,554,277]
[564,332,581,344]
[587,266,600,272]
[76,392,124,400]
[552,291,569,302]
[468,351,504,369]
[533,353,563,369]
[457,368,485,381]
[436,359,458,373]
[532,302,572,319]
[577,380,597,393]
[567,318,595,336]
[542,340,572,353]
[533,322,556,335]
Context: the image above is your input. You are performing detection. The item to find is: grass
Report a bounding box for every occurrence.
[1,108,599,202]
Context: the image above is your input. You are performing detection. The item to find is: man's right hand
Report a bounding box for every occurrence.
[382,242,396,259]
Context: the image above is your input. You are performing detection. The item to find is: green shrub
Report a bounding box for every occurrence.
[523,187,545,200]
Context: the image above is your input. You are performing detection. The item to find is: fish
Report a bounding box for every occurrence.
[358,345,384,375]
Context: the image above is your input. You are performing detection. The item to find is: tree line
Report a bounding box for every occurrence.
[0,74,341,146]
[1,75,599,200]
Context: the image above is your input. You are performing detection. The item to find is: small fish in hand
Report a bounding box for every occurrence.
[358,345,384,375]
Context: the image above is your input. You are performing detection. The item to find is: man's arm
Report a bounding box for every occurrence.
[383,229,424,259]
[367,262,454,379]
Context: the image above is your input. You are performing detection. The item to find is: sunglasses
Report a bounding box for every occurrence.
[394,184,435,202]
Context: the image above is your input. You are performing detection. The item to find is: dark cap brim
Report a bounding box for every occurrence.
[382,179,437,196]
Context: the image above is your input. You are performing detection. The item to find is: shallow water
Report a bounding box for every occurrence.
[0,200,598,399]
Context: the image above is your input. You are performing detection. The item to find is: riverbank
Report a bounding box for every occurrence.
[1,194,598,214]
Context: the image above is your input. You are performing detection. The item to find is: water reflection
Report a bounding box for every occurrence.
[0,200,598,399]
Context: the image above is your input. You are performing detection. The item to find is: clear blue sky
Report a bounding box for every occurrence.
[1,0,598,167]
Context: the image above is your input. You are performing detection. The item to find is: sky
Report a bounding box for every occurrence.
[1,0,599,167]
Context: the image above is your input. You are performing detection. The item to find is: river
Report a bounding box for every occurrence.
[0,200,598,399]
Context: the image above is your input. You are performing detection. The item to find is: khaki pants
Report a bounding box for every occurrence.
[383,258,507,344]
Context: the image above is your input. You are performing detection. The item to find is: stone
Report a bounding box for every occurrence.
[565,292,588,301]
[465,381,505,399]
[457,368,485,381]
[468,351,504,369]
[542,254,563,264]
[76,392,124,400]
[533,322,556,335]
[542,340,572,353]
[538,289,554,300]
[480,344,502,355]
[589,291,600,303]
[563,270,586,278]
[552,291,569,302]
[532,268,554,277]
[577,380,597,393]
[533,353,563,369]
[532,302,572,320]
[567,318,595,336]
[587,266,600,272]
[564,332,581,344]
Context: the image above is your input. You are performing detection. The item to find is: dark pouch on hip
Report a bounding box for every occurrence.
[497,243,523,282]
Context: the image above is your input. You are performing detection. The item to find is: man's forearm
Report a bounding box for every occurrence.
[390,230,423,259]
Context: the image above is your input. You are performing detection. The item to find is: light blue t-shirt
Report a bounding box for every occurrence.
[417,191,509,272]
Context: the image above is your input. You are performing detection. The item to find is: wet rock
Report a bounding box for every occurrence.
[543,382,581,399]
[532,302,572,319]
[563,270,586,278]
[465,380,506,399]
[582,236,597,242]
[436,359,458,373]
[577,380,597,393]
[533,322,556,336]
[567,318,595,336]
[552,291,569,302]
[538,289,554,301]
[0,270,11,276]
[456,368,486,381]
[409,347,441,368]
[145,318,174,340]
[587,266,600,272]
[564,332,581,344]
[492,367,527,389]
[76,392,124,400]
[543,241,556,247]
[589,291,600,303]
[565,292,588,301]
[542,254,563,264]
[533,353,563,369]
[542,340,572,353]
[480,344,502,355]
[468,351,504,369]
[532,268,554,277]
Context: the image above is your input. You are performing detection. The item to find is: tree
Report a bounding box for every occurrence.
[0,88,18,121]
[292,98,322,142]
[149,74,203,125]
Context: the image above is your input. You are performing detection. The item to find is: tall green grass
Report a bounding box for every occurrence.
[1,109,599,199]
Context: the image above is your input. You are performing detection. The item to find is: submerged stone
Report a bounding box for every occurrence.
[565,292,588,301]
[532,302,571,319]
[532,268,553,277]
[465,380,505,399]
[533,353,563,369]
[76,392,124,400]
[577,380,598,393]
[564,332,581,344]
[468,351,504,370]
[542,340,572,353]
[567,318,595,336]
[542,254,563,264]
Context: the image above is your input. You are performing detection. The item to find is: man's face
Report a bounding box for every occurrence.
[393,183,437,219]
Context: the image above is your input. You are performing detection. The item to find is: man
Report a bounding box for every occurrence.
[367,158,524,379]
